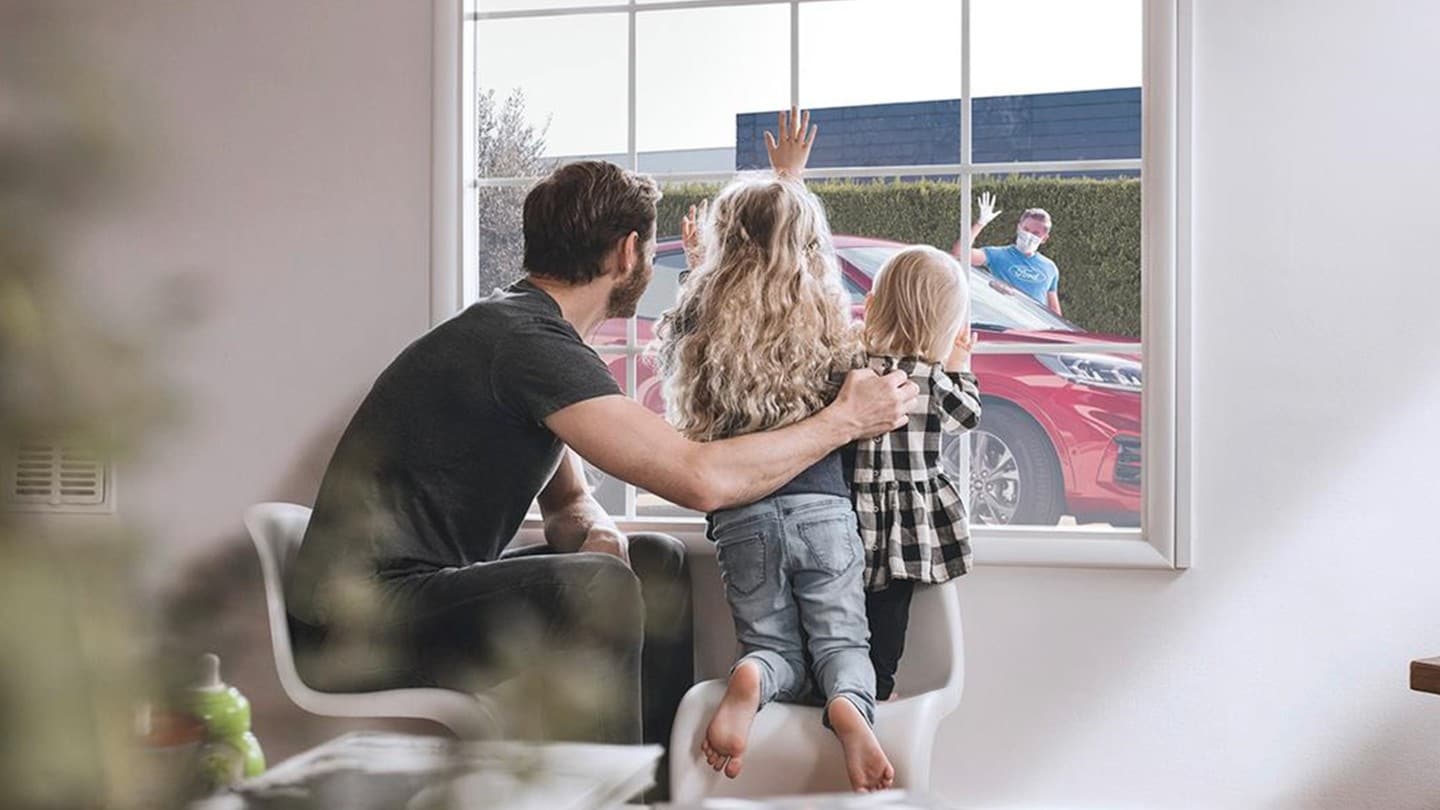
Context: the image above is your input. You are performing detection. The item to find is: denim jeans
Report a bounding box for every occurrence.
[708,493,876,726]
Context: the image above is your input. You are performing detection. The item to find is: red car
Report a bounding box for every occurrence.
[591,236,1142,527]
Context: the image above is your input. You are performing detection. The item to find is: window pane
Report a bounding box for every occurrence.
[792,0,962,170]
[838,229,1143,531]
[473,183,529,295]
[637,251,689,322]
[636,5,789,172]
[475,14,628,166]
[593,352,630,396]
[584,353,631,515]
[964,345,1142,530]
[970,173,1141,339]
[972,0,1142,162]
[961,171,1140,530]
[814,172,1143,530]
[475,1,617,13]
[637,222,692,519]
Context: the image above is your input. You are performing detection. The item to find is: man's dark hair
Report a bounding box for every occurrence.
[522,161,661,284]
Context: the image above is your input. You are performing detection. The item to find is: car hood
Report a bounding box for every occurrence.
[978,328,1142,361]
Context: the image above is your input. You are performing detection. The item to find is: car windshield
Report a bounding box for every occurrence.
[837,245,1079,333]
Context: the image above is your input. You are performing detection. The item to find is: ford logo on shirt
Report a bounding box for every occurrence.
[1009,265,1046,283]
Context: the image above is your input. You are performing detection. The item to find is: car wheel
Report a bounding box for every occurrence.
[941,404,1065,526]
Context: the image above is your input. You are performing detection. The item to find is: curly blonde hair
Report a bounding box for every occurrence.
[653,175,859,442]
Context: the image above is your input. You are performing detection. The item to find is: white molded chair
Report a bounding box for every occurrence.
[243,502,497,739]
[669,579,964,802]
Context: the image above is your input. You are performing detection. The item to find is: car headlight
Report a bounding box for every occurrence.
[1036,353,1143,392]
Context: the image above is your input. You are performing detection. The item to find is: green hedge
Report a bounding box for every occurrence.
[657,176,1142,338]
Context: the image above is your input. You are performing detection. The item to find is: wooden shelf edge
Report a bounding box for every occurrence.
[1410,657,1440,695]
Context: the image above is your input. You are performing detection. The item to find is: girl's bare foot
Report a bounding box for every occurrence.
[828,695,895,792]
[700,659,763,779]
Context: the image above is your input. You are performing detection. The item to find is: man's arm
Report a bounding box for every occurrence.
[954,241,988,269]
[1047,290,1063,316]
[535,449,628,561]
[545,369,917,513]
[953,191,1001,268]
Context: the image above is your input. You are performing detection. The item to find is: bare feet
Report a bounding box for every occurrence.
[701,659,763,779]
[828,695,895,793]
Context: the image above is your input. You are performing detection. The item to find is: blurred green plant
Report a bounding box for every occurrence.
[1,3,186,807]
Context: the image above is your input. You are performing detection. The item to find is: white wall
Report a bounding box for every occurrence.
[64,0,1440,805]
[937,1,1440,807]
[64,0,434,585]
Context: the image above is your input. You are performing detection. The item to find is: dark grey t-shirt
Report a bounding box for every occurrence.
[286,279,621,624]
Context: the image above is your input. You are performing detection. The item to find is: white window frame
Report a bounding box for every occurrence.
[432,0,1193,569]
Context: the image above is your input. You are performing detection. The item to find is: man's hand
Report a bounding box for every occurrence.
[681,200,708,270]
[960,192,1002,267]
[975,191,1002,229]
[989,279,1014,295]
[827,369,919,441]
[764,106,817,178]
[578,526,630,566]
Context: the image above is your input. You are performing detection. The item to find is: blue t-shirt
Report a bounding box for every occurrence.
[981,246,1058,305]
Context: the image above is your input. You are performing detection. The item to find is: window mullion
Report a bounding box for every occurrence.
[626,315,639,519]
[627,2,638,170]
[958,0,974,518]
[789,0,799,107]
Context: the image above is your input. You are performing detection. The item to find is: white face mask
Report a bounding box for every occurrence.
[1015,229,1043,255]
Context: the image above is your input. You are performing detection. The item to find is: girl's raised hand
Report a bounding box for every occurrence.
[764,106,818,178]
[681,199,708,270]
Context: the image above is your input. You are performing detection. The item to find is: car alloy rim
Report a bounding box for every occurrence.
[970,430,1021,525]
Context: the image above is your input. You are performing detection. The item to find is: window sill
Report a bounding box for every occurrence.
[518,518,1178,570]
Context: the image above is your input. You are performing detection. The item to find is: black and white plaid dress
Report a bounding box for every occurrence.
[851,355,982,591]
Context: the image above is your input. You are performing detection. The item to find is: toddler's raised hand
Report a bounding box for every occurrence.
[945,330,978,373]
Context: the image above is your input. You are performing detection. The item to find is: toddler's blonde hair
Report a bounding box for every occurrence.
[862,245,970,363]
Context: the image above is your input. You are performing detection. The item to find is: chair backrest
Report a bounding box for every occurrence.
[891,579,965,713]
[242,502,314,697]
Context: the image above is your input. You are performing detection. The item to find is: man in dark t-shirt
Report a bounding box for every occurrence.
[286,155,915,763]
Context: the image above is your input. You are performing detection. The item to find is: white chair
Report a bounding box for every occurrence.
[668,579,964,802]
[243,502,498,739]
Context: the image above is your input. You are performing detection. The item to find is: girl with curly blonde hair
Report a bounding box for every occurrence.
[654,108,894,793]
